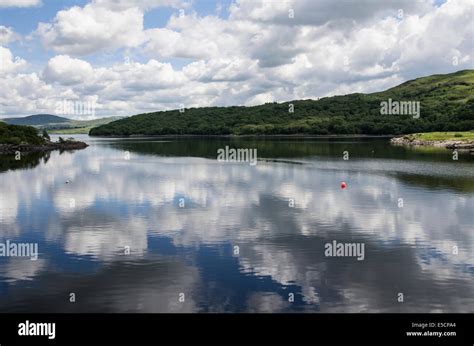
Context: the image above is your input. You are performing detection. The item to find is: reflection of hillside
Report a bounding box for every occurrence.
[0,152,50,173]
[103,138,474,163]
[98,138,474,193]
[393,173,474,193]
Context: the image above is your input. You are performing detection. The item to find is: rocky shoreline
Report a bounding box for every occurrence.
[0,140,88,155]
[390,136,474,150]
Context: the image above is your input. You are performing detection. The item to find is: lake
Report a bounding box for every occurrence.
[0,135,473,313]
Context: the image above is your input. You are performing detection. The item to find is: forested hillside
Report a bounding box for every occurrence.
[89,70,474,136]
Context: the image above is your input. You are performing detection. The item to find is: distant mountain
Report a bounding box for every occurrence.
[1,115,124,134]
[89,70,474,136]
[3,114,70,126]
[43,116,125,134]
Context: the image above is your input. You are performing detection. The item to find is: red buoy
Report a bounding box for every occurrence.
[341,182,347,189]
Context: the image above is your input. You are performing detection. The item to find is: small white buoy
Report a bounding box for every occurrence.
[65,179,70,184]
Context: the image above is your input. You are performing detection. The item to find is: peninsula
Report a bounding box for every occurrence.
[0,122,88,155]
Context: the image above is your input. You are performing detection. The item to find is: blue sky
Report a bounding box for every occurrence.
[0,0,234,69]
[0,0,471,118]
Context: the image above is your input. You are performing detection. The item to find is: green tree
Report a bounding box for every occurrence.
[42,129,50,140]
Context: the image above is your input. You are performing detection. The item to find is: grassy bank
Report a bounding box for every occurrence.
[404,131,474,141]
[391,131,474,150]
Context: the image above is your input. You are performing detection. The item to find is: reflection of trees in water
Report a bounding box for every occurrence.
[103,138,474,193]
[0,151,51,173]
[106,138,474,163]
[393,172,474,193]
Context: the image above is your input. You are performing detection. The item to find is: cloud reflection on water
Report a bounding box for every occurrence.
[0,139,472,312]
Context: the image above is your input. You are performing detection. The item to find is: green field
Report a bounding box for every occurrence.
[46,117,123,134]
[49,126,97,134]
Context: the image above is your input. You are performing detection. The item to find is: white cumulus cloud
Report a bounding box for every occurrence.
[36,4,146,55]
[0,0,41,8]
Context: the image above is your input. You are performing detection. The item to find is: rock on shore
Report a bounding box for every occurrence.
[390,136,474,150]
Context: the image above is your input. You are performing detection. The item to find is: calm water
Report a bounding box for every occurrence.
[0,135,473,313]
